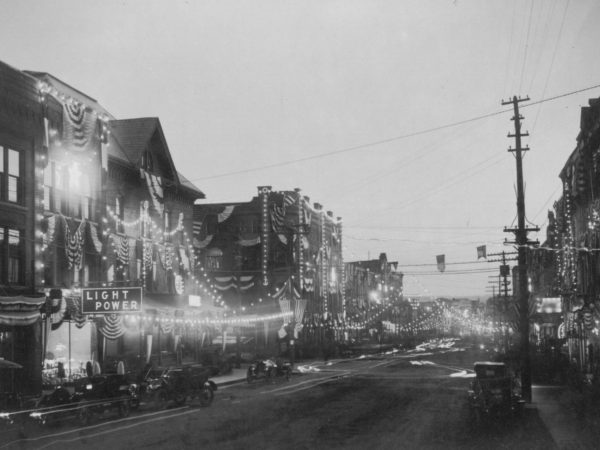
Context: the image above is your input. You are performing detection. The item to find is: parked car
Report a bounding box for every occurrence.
[29,373,135,426]
[467,361,524,423]
[142,364,216,408]
[246,358,292,383]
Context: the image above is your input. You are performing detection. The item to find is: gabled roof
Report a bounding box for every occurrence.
[110,117,204,199]
[109,118,162,167]
[178,172,205,199]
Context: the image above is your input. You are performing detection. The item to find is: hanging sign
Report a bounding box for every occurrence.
[81,287,142,314]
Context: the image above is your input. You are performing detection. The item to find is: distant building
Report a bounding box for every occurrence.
[193,187,344,347]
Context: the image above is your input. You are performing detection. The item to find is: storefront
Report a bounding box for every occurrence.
[0,295,45,397]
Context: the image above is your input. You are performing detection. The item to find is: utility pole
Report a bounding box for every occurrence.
[488,251,517,353]
[502,96,540,403]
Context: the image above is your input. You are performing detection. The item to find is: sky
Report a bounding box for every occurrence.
[1,0,599,299]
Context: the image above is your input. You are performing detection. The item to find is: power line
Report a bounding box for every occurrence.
[519,0,536,93]
[188,82,600,184]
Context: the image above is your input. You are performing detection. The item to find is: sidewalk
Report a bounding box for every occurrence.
[532,385,600,449]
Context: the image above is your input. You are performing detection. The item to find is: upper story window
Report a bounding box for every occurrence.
[0,227,24,285]
[205,248,223,270]
[44,161,94,220]
[0,146,22,204]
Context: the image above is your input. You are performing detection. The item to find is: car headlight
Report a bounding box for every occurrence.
[30,412,42,418]
[86,384,93,390]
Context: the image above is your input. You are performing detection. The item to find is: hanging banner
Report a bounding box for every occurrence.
[436,254,446,273]
[477,245,487,259]
[81,287,142,314]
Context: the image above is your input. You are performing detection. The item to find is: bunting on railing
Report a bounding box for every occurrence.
[218,205,235,223]
[213,275,256,291]
[193,234,214,249]
[62,102,98,153]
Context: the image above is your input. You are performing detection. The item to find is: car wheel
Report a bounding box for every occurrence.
[199,386,214,407]
[119,400,131,418]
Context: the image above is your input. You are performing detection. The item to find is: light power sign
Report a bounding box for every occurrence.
[81,287,142,314]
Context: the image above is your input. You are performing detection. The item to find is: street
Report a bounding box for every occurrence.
[1,344,559,450]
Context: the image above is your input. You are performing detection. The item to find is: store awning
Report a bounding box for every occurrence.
[0,295,45,326]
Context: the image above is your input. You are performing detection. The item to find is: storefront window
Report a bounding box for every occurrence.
[44,322,92,386]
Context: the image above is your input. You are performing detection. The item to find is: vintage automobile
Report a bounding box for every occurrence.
[246,358,292,383]
[29,373,135,426]
[467,361,525,422]
[141,364,216,408]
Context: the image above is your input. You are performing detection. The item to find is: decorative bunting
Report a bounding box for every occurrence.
[141,169,164,216]
[88,222,103,253]
[217,205,235,223]
[62,102,98,153]
[65,219,85,270]
[98,314,126,340]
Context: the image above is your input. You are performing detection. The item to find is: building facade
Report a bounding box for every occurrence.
[0,61,47,398]
[544,97,600,372]
[193,187,344,354]
[1,60,219,397]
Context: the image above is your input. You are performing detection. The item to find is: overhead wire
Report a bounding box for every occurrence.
[518,0,536,93]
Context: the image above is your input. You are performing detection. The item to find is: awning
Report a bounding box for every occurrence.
[0,295,45,326]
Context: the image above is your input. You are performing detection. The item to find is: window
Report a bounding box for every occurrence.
[0,146,22,204]
[44,161,94,220]
[205,248,223,270]
[0,227,24,284]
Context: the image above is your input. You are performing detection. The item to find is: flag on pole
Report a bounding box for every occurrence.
[477,245,487,259]
[436,255,446,272]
